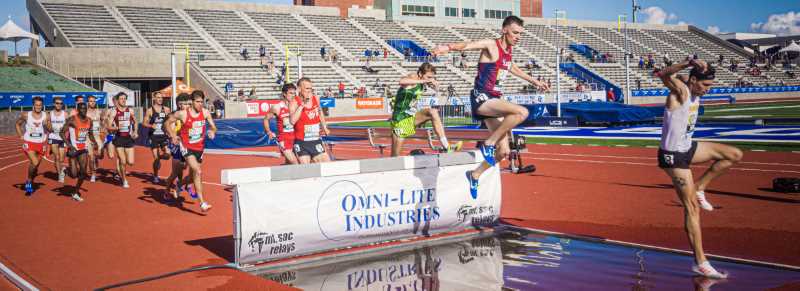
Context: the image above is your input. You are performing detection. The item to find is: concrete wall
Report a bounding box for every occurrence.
[36,47,185,79]
[39,0,340,16]
[348,7,386,19]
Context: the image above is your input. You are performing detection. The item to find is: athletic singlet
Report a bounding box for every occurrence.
[87,109,101,135]
[660,94,700,152]
[149,105,167,136]
[69,117,91,151]
[391,84,424,122]
[275,100,294,135]
[23,111,47,143]
[293,96,321,141]
[180,109,206,152]
[474,39,513,97]
[48,110,66,140]
[114,107,133,136]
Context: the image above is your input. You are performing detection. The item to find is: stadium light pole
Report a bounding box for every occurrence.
[170,51,177,111]
[620,14,631,105]
[555,9,566,117]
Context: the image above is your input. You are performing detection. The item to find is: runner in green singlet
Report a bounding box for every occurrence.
[389,62,462,157]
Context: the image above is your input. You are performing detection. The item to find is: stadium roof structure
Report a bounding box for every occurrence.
[0,19,38,56]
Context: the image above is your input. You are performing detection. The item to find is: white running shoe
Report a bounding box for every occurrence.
[697,191,714,211]
[71,193,84,202]
[692,261,728,279]
[90,175,96,183]
[122,180,130,188]
[152,176,160,184]
[200,202,212,212]
[58,171,65,183]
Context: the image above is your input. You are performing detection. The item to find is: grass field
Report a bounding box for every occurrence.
[702,101,800,119]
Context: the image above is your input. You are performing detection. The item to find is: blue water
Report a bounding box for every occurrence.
[255,227,799,290]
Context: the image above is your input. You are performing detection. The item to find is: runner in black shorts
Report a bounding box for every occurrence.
[165,93,190,200]
[143,92,172,184]
[107,92,138,188]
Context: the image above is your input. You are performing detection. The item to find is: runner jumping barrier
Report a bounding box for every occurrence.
[221,151,502,267]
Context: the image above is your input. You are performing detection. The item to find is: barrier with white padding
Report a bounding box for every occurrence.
[221,151,502,267]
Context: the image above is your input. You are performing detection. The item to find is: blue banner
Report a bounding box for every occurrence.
[632,86,800,97]
[319,97,336,108]
[0,92,107,108]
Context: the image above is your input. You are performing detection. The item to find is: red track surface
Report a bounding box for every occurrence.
[0,136,798,290]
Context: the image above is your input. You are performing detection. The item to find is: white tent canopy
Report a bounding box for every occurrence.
[778,41,800,53]
[0,19,38,56]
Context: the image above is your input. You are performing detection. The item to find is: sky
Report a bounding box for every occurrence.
[1,0,798,55]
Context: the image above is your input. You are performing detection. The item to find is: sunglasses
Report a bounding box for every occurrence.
[54,102,63,105]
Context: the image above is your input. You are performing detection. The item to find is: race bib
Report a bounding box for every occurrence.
[118,120,130,133]
[77,129,88,143]
[304,123,320,141]
[188,121,205,144]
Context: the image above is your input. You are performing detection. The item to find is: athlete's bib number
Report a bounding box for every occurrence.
[282,116,294,133]
[118,119,130,133]
[30,132,43,138]
[304,124,320,141]
[189,121,205,144]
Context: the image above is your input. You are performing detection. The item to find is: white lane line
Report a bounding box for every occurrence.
[0,261,39,291]
[529,157,800,174]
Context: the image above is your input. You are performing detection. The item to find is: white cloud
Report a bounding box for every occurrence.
[642,6,669,24]
[750,11,800,36]
[706,26,721,34]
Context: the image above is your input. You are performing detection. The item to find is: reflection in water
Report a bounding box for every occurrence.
[256,228,800,290]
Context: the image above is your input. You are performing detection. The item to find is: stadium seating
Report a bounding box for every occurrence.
[116,6,222,60]
[185,9,277,61]
[42,3,138,48]
[303,15,398,62]
[245,12,330,62]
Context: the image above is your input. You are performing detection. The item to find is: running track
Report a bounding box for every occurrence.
[0,136,798,290]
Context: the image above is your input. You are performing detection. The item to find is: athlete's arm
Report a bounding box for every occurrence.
[510,63,549,91]
[205,109,217,140]
[44,112,53,134]
[60,116,73,149]
[130,111,138,138]
[318,97,330,136]
[659,60,703,105]
[88,123,98,148]
[142,108,154,129]
[165,111,184,144]
[432,39,493,55]
[104,109,118,132]
[263,105,276,139]
[290,98,303,124]
[15,112,26,139]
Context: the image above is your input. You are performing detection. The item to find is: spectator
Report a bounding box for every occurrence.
[331,50,339,64]
[718,54,724,65]
[213,98,225,119]
[357,86,366,98]
[249,87,256,100]
[237,89,245,102]
[546,78,552,88]
[636,79,642,90]
[338,82,345,98]
[324,87,333,98]
[383,47,388,60]
[259,45,267,70]
[647,54,655,69]
[225,81,234,99]
[320,46,326,61]
[239,44,249,60]
[460,51,467,69]
[638,56,645,69]
[267,51,275,74]
[453,53,460,66]
[403,47,411,61]
[606,88,615,102]
[575,82,584,92]
[526,58,535,70]
[373,49,380,60]
[447,84,456,98]
[364,48,371,61]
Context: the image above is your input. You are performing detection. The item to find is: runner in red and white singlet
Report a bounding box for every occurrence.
[263,83,298,164]
[15,97,48,196]
[290,78,330,164]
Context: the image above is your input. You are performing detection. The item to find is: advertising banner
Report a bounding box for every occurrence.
[319,97,336,108]
[233,163,501,265]
[0,92,107,108]
[245,99,281,117]
[355,98,384,109]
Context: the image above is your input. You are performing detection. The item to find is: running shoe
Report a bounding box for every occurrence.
[90,174,96,183]
[466,171,479,199]
[448,141,464,153]
[479,143,496,166]
[696,191,714,211]
[71,193,84,202]
[122,180,130,188]
[24,181,33,196]
[152,176,160,184]
[188,185,198,200]
[692,261,728,279]
[200,202,212,212]
[58,171,65,183]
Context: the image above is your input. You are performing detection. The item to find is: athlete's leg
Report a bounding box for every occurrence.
[185,155,211,211]
[664,168,705,264]
[87,143,96,180]
[415,108,449,149]
[312,151,331,163]
[390,134,406,157]
[26,150,41,183]
[125,147,135,166]
[72,153,88,201]
[51,143,63,181]
[115,146,128,186]
[282,149,299,165]
[151,147,161,180]
[474,99,528,147]
[692,142,743,192]
[166,159,184,199]
[67,152,78,179]
[470,117,510,179]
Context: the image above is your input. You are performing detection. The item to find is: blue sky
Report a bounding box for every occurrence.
[2,0,798,55]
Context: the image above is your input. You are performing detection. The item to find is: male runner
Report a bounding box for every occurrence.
[46,96,68,183]
[165,93,191,200]
[142,92,172,183]
[656,59,742,278]
[263,83,298,165]
[16,97,48,196]
[290,78,330,164]
[69,95,85,116]
[390,62,462,156]
[432,16,549,198]
[107,92,138,188]
[61,102,98,202]
[166,90,217,212]
[86,95,103,182]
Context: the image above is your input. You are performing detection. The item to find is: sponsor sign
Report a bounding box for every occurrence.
[355,98,384,109]
[233,163,501,265]
[319,97,336,108]
[245,99,281,117]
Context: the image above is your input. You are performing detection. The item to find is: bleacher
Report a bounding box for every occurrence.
[116,6,222,60]
[36,0,795,102]
[42,3,138,48]
[185,9,277,61]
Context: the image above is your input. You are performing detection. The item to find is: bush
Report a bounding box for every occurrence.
[46,85,55,91]
[30,69,39,75]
